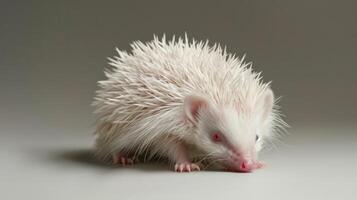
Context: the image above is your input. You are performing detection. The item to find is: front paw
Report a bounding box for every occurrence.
[112,153,135,165]
[174,163,200,172]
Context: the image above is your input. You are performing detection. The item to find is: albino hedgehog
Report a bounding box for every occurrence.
[92,35,286,172]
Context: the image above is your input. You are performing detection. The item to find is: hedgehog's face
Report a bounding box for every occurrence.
[184,90,274,172]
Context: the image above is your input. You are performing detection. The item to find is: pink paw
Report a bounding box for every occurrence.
[174,163,200,172]
[112,153,135,165]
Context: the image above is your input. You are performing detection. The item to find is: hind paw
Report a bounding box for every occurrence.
[112,153,135,165]
[174,163,200,172]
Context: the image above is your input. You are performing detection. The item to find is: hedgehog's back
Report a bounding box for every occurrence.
[93,36,269,130]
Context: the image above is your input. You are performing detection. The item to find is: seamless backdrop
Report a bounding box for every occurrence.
[1,1,357,200]
[2,1,357,133]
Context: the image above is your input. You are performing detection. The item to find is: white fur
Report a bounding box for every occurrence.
[92,35,286,167]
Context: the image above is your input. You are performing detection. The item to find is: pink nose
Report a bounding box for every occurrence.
[238,160,253,172]
[225,159,258,172]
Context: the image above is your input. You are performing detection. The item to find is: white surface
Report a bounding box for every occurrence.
[2,126,357,200]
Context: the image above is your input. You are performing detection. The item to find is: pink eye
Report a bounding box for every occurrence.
[211,132,222,142]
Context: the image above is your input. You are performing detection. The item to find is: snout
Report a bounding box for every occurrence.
[225,159,264,173]
[238,160,254,172]
[227,159,254,172]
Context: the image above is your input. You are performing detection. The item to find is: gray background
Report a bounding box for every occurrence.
[1,1,356,200]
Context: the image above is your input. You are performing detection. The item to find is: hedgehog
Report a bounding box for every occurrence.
[92,35,286,172]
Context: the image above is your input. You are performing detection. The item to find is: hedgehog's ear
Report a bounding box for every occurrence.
[259,88,274,122]
[184,95,208,124]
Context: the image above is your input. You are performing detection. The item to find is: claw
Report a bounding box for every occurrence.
[179,164,184,172]
[186,164,191,172]
[191,163,200,171]
[174,163,200,172]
